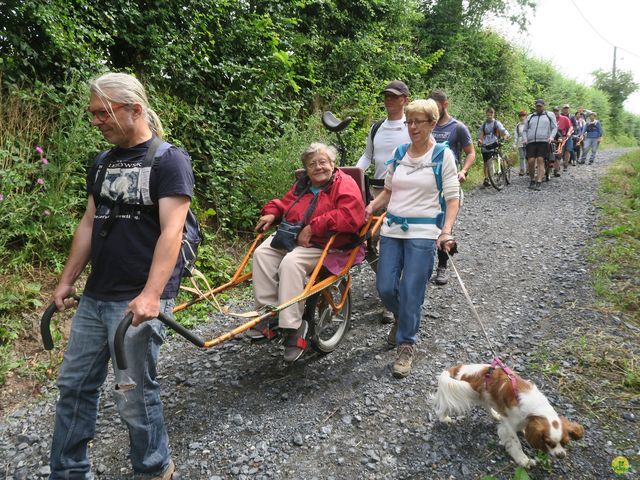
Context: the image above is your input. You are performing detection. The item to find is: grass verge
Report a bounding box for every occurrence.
[527,149,640,474]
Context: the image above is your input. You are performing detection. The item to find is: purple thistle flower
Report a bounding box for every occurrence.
[43,209,51,216]
[37,178,45,185]
[35,146,44,155]
[41,157,49,165]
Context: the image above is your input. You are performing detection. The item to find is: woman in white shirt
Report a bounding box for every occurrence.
[365,99,460,379]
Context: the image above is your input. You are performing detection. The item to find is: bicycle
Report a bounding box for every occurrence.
[485,141,511,191]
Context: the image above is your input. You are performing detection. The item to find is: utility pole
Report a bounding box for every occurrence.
[613,45,617,79]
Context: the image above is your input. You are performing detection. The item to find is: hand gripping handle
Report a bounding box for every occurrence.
[40,295,81,350]
[114,311,205,370]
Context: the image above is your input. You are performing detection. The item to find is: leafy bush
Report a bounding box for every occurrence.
[0,78,99,271]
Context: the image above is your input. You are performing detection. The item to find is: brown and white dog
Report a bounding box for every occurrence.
[433,363,584,468]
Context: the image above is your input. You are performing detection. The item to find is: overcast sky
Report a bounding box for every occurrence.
[489,0,640,114]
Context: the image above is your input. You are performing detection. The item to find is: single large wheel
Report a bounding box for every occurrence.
[487,154,505,191]
[305,277,351,354]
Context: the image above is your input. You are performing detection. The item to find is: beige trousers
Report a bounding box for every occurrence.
[252,235,323,329]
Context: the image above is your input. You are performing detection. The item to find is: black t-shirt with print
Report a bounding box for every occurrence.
[84,137,194,301]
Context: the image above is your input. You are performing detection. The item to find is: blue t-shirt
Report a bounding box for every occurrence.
[433,117,472,165]
[84,138,194,301]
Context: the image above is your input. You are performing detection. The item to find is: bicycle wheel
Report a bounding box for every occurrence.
[306,277,351,354]
[487,154,504,191]
[502,156,511,185]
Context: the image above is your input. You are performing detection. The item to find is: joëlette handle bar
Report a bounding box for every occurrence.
[40,295,82,351]
[114,311,205,370]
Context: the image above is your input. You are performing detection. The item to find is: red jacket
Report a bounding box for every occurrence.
[261,169,365,249]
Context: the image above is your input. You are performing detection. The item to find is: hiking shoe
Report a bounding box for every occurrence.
[392,343,416,378]
[283,320,308,362]
[528,180,535,189]
[380,309,395,324]
[483,178,490,187]
[553,171,561,177]
[579,159,585,164]
[433,267,449,285]
[533,182,542,191]
[135,460,175,480]
[588,160,594,164]
[519,170,525,176]
[246,316,279,340]
[387,317,398,347]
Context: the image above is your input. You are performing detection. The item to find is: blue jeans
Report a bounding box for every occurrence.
[50,296,173,479]
[377,236,436,345]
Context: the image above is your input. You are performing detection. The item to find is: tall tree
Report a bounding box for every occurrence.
[592,69,638,135]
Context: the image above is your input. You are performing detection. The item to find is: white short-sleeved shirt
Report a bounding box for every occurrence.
[382,142,459,239]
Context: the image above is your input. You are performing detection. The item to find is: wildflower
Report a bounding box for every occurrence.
[37,178,45,185]
[43,209,51,216]
[0,193,4,202]
[35,146,44,155]
[41,157,49,165]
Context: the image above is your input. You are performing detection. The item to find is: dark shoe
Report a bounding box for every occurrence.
[483,178,490,187]
[588,160,594,164]
[136,460,175,480]
[387,318,398,347]
[533,182,541,191]
[283,320,308,362]
[433,267,449,285]
[528,180,535,189]
[380,309,395,324]
[246,316,279,340]
[579,159,585,164]
[553,171,561,177]
[392,343,416,378]
[519,170,525,176]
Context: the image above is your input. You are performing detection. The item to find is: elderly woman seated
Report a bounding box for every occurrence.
[248,142,365,362]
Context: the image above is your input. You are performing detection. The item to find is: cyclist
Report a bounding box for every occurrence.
[522,99,557,191]
[428,89,475,286]
[478,108,509,187]
[514,110,528,176]
[357,80,410,323]
[553,106,573,175]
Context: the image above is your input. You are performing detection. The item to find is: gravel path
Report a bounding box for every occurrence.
[2,149,638,479]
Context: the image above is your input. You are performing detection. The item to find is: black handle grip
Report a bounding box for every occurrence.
[114,311,205,370]
[40,295,81,350]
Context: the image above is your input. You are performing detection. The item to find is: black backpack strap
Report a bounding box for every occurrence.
[370,118,385,142]
[92,149,114,202]
[145,137,170,203]
[369,118,385,165]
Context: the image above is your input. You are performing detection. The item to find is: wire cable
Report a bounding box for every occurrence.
[568,0,640,59]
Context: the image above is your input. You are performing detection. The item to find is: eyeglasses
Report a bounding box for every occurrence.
[306,159,332,169]
[404,119,431,126]
[87,104,127,122]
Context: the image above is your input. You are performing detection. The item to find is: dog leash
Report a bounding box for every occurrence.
[445,251,498,359]
[445,250,521,397]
